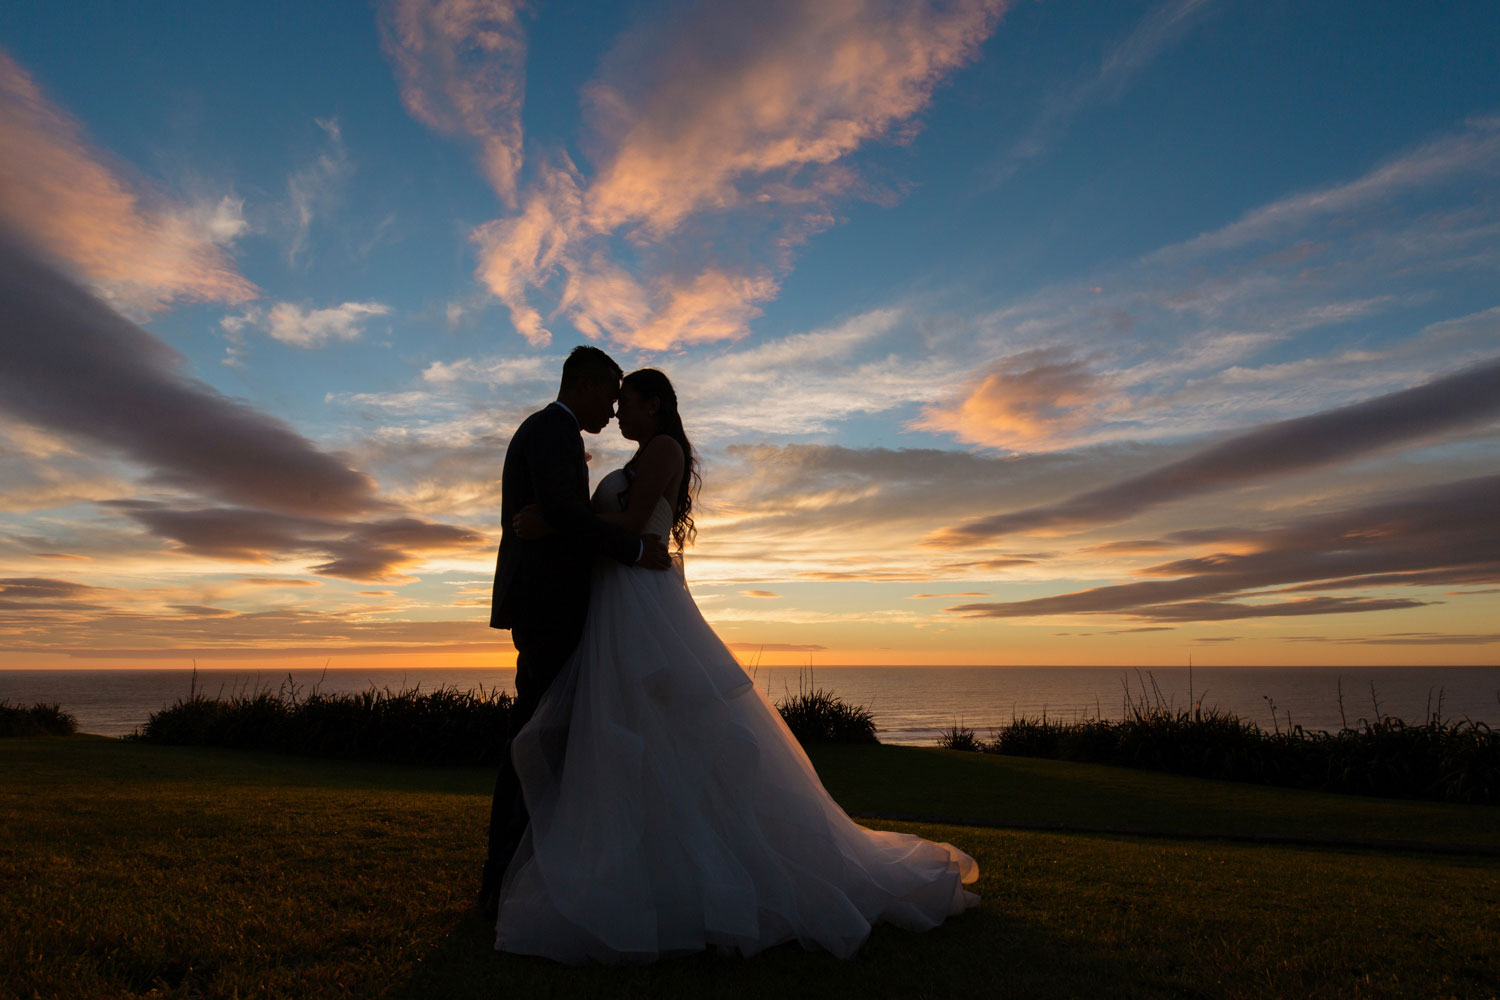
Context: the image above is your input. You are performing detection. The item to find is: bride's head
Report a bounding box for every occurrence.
[620,368,699,549]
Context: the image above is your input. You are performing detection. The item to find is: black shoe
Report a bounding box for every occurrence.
[478,888,499,921]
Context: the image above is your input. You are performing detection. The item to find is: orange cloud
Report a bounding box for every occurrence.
[594,266,779,351]
[0,51,256,313]
[471,158,582,345]
[463,0,1005,350]
[914,353,1117,451]
[380,0,529,208]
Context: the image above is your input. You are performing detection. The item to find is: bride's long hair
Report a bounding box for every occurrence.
[622,367,699,550]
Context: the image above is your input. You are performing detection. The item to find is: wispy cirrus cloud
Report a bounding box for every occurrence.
[927,356,1500,545]
[380,0,529,208]
[995,0,1217,181]
[449,0,1006,349]
[284,117,352,265]
[0,50,256,314]
[1159,114,1500,259]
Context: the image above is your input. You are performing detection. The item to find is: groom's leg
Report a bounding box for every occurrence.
[481,625,578,905]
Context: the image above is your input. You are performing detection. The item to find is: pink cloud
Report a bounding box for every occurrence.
[380,0,529,208]
[581,0,1006,236]
[471,158,582,345]
[461,0,1006,350]
[0,51,256,313]
[563,263,780,350]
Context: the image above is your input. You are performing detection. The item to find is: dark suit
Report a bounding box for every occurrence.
[482,402,639,902]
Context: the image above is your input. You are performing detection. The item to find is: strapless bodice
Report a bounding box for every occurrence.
[592,467,673,541]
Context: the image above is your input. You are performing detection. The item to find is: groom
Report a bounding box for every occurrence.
[481,345,670,916]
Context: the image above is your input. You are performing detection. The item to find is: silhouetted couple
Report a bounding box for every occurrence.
[481,346,977,962]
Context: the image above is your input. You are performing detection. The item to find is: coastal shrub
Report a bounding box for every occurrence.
[131,681,513,765]
[937,722,981,752]
[774,688,878,746]
[984,678,1500,805]
[0,701,78,737]
[131,675,880,761]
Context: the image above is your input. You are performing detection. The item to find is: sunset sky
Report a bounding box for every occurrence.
[2,0,1497,670]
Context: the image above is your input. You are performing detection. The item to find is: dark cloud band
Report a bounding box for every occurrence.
[110,502,484,582]
[945,474,1500,622]
[930,356,1500,544]
[0,229,378,515]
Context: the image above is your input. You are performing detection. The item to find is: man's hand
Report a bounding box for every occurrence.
[512,503,554,540]
[637,534,671,571]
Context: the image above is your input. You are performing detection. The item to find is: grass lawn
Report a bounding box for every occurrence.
[811,744,1500,851]
[3,737,1498,999]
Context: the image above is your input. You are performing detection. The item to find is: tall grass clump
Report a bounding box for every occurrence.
[750,661,878,746]
[983,673,1500,805]
[775,688,879,745]
[134,664,883,760]
[0,701,78,737]
[130,673,513,765]
[937,721,981,751]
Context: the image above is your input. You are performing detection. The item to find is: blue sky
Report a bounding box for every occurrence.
[1,0,1497,668]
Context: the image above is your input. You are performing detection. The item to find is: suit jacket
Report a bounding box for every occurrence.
[490,403,641,633]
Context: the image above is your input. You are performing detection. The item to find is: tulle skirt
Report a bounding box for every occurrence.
[495,560,979,963]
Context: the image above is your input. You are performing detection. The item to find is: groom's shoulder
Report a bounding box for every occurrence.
[517,403,564,432]
[512,403,568,445]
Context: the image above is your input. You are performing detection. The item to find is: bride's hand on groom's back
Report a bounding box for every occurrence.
[638,534,671,571]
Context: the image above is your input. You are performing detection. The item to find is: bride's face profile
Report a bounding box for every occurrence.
[614,385,659,443]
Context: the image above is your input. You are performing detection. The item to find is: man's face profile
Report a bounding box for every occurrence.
[577,375,619,434]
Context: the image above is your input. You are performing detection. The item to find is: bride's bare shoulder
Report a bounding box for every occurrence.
[641,434,683,462]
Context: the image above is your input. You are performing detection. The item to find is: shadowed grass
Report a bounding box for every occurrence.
[4,738,1498,999]
[811,744,1500,852]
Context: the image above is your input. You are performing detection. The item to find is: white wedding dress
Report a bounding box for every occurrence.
[495,470,978,962]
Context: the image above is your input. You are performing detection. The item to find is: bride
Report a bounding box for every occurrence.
[497,367,978,962]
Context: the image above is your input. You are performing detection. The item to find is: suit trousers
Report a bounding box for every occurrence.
[482,624,583,900]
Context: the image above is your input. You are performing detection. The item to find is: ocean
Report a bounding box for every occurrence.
[3,665,1497,745]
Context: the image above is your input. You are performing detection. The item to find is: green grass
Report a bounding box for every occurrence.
[4,737,1498,999]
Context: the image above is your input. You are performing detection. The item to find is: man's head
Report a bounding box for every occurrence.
[557,345,623,433]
